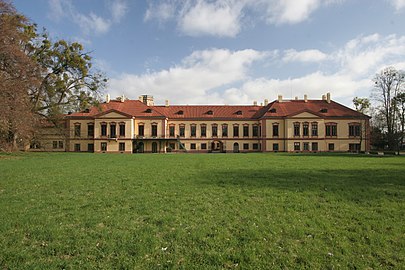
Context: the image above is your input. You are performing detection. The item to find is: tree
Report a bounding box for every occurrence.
[394,92,405,150]
[0,0,40,151]
[372,67,405,151]
[352,97,370,152]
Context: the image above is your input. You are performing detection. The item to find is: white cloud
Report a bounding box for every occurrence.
[144,2,176,22]
[283,49,328,63]
[47,0,128,35]
[389,0,405,10]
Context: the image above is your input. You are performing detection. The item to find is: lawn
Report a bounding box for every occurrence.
[0,152,404,269]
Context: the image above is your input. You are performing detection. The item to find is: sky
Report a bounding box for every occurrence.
[12,0,405,107]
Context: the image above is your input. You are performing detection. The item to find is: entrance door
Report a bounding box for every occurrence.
[152,142,158,153]
[233,142,239,153]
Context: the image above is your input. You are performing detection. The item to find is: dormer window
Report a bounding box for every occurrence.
[236,110,242,115]
[320,108,328,113]
[145,108,152,113]
[207,110,213,115]
[269,108,277,113]
[177,110,184,115]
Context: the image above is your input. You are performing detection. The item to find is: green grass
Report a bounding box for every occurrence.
[0,152,404,269]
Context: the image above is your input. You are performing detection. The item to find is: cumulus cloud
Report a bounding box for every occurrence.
[389,0,405,10]
[47,0,128,35]
[107,33,405,106]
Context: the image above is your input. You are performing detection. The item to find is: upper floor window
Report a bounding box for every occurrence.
[179,124,185,137]
[272,123,279,137]
[101,122,107,136]
[191,124,197,137]
[243,125,249,137]
[138,124,144,136]
[325,123,337,137]
[212,124,218,137]
[119,123,125,137]
[151,123,158,137]
[233,125,239,137]
[303,122,309,137]
[222,124,228,137]
[349,123,361,137]
[169,125,175,137]
[87,123,94,137]
[293,122,300,137]
[74,123,81,137]
[110,123,116,138]
[311,122,318,136]
[201,124,207,137]
[253,125,259,137]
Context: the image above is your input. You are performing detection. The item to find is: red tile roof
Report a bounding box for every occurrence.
[66,99,368,119]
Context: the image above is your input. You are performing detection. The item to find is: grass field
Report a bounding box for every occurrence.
[0,152,404,269]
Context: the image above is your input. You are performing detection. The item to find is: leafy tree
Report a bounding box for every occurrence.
[372,67,405,151]
[352,97,370,114]
[394,93,405,150]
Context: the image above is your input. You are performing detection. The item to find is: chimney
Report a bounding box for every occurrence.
[253,101,258,106]
[295,96,298,100]
[165,100,169,107]
[322,94,326,101]
[304,94,308,103]
[264,99,269,105]
[106,94,110,103]
[326,92,331,103]
[139,95,154,106]
[278,95,283,102]
[121,94,125,102]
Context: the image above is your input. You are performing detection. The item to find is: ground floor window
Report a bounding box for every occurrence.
[88,143,94,152]
[53,140,64,149]
[119,142,125,151]
[303,142,309,151]
[74,144,81,152]
[312,142,318,151]
[190,143,196,150]
[294,142,300,151]
[243,143,249,150]
[273,143,279,151]
[201,143,207,150]
[328,143,335,151]
[169,143,176,150]
[253,143,259,150]
[349,143,361,152]
[101,142,107,151]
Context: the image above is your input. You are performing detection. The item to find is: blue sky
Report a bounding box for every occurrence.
[13,0,405,106]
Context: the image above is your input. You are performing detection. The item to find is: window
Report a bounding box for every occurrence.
[190,143,196,150]
[312,142,318,151]
[326,123,337,137]
[201,125,207,137]
[101,142,107,151]
[294,142,300,151]
[169,125,175,137]
[243,143,249,150]
[169,143,176,150]
[349,143,361,152]
[222,124,228,137]
[273,143,279,151]
[138,124,144,136]
[179,125,185,137]
[110,123,116,138]
[311,122,318,136]
[101,123,107,136]
[212,125,218,137]
[119,123,125,137]
[58,141,64,149]
[74,143,81,152]
[88,124,94,137]
[303,142,309,151]
[349,124,361,137]
[119,142,125,151]
[74,124,81,137]
[243,125,249,137]
[201,143,207,150]
[53,141,58,149]
[293,122,300,137]
[328,143,335,151]
[303,122,309,137]
[191,125,197,137]
[88,143,94,152]
[151,124,158,137]
[253,125,259,137]
[253,143,259,150]
[233,125,239,137]
[207,110,213,115]
[272,124,279,137]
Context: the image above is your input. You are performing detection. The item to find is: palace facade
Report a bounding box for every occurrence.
[37,93,368,154]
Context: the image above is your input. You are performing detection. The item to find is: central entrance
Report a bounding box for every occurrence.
[211,140,224,152]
